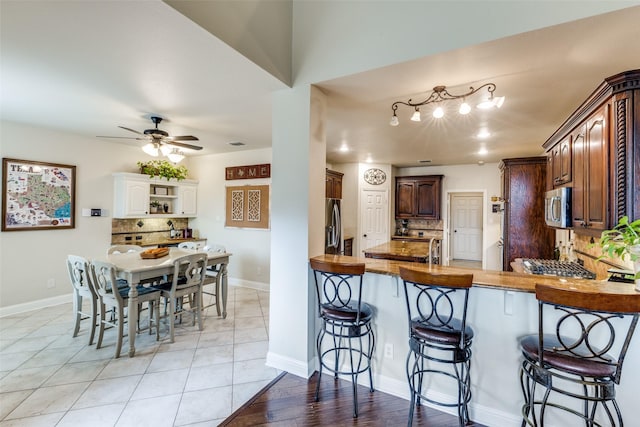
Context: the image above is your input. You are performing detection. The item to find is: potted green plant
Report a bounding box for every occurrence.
[150,200,162,214]
[137,160,188,181]
[599,216,640,291]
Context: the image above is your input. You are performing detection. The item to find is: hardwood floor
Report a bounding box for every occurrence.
[220,371,487,426]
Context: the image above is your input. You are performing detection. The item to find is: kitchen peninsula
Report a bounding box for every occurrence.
[309,254,640,426]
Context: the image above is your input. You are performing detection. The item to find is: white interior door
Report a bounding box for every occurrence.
[360,190,388,253]
[451,193,483,261]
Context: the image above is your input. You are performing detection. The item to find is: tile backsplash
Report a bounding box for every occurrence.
[395,219,444,238]
[573,233,632,280]
[111,217,190,246]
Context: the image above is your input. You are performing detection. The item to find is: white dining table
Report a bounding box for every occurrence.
[99,247,231,357]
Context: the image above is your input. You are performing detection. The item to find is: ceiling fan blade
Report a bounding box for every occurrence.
[164,135,199,141]
[118,126,145,135]
[97,135,147,140]
[163,140,203,151]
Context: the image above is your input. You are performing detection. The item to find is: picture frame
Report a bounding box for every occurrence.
[2,158,76,231]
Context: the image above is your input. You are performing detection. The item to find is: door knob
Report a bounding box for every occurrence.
[363,234,367,238]
[454,230,457,233]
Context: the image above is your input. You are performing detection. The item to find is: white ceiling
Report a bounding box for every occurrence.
[2,2,640,167]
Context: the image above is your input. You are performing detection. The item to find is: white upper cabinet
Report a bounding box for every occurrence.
[113,173,198,218]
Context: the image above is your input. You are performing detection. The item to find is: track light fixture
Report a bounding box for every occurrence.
[389,83,504,126]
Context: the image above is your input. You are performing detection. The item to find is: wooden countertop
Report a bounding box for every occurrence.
[311,254,640,296]
[363,241,433,263]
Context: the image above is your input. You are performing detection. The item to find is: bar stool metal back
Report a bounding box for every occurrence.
[310,258,375,418]
[399,266,474,427]
[519,283,640,427]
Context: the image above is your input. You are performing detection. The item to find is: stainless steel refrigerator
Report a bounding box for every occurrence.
[325,198,342,254]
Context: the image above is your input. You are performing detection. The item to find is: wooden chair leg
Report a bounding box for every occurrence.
[96,302,106,349]
[72,293,82,338]
[88,296,97,345]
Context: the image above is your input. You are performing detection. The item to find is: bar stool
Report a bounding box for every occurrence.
[519,283,640,427]
[310,258,375,418]
[399,266,474,427]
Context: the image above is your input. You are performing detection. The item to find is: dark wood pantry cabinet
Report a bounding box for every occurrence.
[500,157,554,271]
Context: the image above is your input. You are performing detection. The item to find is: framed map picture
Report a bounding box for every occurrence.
[2,158,76,231]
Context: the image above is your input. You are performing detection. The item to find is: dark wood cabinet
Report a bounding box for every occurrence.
[547,136,572,189]
[572,105,609,232]
[500,157,554,271]
[326,169,343,199]
[395,175,442,219]
[543,70,640,235]
[343,237,353,256]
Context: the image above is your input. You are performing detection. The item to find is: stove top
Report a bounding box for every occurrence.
[522,259,596,279]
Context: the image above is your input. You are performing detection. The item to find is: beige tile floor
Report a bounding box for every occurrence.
[0,286,277,426]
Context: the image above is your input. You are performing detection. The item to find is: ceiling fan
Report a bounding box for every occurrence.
[99,116,203,153]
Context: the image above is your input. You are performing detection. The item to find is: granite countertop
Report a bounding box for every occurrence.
[363,241,433,262]
[391,235,441,242]
[311,254,640,296]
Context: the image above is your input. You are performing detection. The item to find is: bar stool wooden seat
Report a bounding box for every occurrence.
[310,258,375,418]
[519,283,640,427]
[399,266,474,427]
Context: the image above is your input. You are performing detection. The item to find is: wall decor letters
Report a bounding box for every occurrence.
[225,163,271,180]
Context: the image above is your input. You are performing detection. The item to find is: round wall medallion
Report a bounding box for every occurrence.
[364,168,386,185]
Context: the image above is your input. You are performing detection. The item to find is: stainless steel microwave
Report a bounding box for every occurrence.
[544,187,571,228]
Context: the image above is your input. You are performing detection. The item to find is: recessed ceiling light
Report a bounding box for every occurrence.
[339,144,349,152]
[477,129,491,139]
[478,147,488,155]
[229,141,245,146]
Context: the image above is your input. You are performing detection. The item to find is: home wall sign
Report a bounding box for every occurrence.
[2,158,76,231]
[225,163,271,180]
[225,185,270,229]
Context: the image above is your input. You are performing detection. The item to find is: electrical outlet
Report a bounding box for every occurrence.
[384,343,394,359]
[46,278,56,289]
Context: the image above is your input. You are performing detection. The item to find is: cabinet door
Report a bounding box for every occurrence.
[551,144,562,186]
[395,181,415,218]
[572,126,586,228]
[415,179,440,219]
[584,107,608,231]
[124,180,150,216]
[572,105,609,233]
[559,138,572,184]
[178,184,198,216]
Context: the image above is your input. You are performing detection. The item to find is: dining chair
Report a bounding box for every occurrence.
[203,244,226,316]
[177,241,198,250]
[67,255,99,345]
[90,260,162,358]
[156,253,208,342]
[107,245,143,254]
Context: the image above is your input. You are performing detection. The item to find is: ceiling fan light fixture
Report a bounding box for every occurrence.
[160,145,172,156]
[166,149,185,163]
[142,142,159,156]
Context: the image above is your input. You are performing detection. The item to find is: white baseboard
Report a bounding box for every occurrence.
[265,351,314,379]
[0,293,72,318]
[229,277,269,292]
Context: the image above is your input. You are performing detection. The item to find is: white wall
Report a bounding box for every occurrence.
[188,148,272,290]
[0,121,155,308]
[0,121,271,311]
